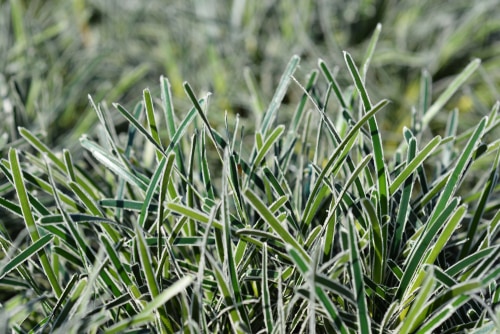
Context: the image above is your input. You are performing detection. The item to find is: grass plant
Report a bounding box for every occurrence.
[1,40,499,332]
[1,1,500,333]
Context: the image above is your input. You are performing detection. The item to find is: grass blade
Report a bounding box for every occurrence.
[427,117,486,231]
[422,59,481,127]
[104,276,193,334]
[262,243,274,333]
[143,88,163,161]
[323,154,372,256]
[347,218,372,334]
[135,221,172,332]
[113,102,166,157]
[223,149,250,329]
[392,137,416,257]
[8,148,62,297]
[399,266,436,334]
[80,136,148,191]
[183,83,223,161]
[253,125,285,169]
[344,51,388,217]
[362,23,382,80]
[460,149,499,258]
[207,254,247,334]
[390,135,442,194]
[303,99,389,225]
[244,188,309,262]
[167,202,223,230]
[0,234,53,278]
[261,55,300,135]
[396,197,459,301]
[318,59,347,109]
[287,246,350,333]
[138,155,167,228]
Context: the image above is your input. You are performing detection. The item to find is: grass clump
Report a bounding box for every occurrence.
[1,30,500,332]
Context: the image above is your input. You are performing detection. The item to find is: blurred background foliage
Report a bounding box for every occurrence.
[0,0,499,153]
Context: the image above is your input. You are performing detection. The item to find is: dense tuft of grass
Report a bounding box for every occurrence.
[1,37,499,331]
[1,1,500,333]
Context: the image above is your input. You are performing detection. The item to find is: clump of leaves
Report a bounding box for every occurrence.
[1,29,499,333]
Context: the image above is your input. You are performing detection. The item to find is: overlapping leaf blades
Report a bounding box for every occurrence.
[0,47,498,333]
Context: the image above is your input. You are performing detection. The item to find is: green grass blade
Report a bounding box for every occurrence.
[157,152,176,246]
[49,274,78,326]
[18,127,65,171]
[390,135,442,194]
[287,246,350,333]
[318,59,347,109]
[104,276,193,334]
[422,59,481,127]
[183,83,223,162]
[0,196,22,217]
[252,125,285,169]
[63,149,76,182]
[52,276,88,329]
[100,199,157,212]
[222,149,250,329]
[396,197,459,301]
[262,167,300,230]
[446,246,499,277]
[362,23,382,81]
[167,202,223,230]
[344,51,372,110]
[8,148,62,297]
[347,218,372,334]
[5,163,81,211]
[160,76,189,188]
[113,102,166,157]
[244,188,309,262]
[100,235,133,287]
[415,295,470,334]
[80,136,148,191]
[392,137,416,258]
[88,95,124,166]
[143,88,163,161]
[363,198,386,286]
[199,127,215,200]
[344,51,388,217]
[160,76,177,141]
[407,205,466,302]
[399,266,436,334]
[442,109,459,166]
[207,254,246,333]
[45,157,96,265]
[314,274,355,304]
[424,205,465,266]
[138,155,167,228]
[135,222,172,332]
[290,69,318,134]
[261,55,300,135]
[427,117,486,230]
[303,99,389,224]
[421,279,485,329]
[0,234,53,279]
[460,149,499,258]
[66,181,103,214]
[262,243,274,333]
[1,160,51,216]
[323,154,372,256]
